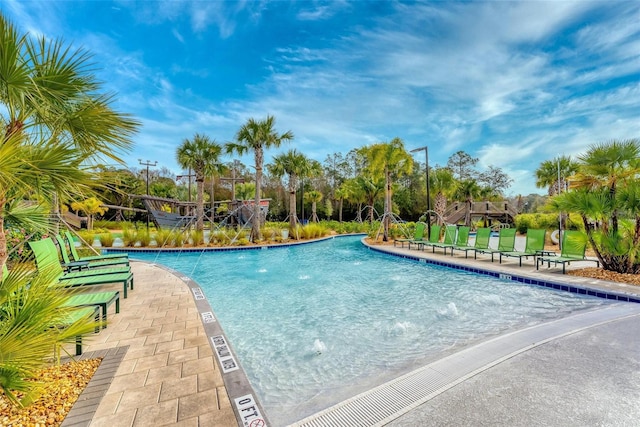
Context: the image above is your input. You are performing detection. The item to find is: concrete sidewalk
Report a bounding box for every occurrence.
[66,261,236,427]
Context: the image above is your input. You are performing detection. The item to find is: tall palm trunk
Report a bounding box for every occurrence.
[338,198,343,222]
[289,191,297,229]
[253,148,263,240]
[434,192,447,225]
[383,168,391,241]
[196,174,205,232]
[288,172,298,230]
[465,197,473,226]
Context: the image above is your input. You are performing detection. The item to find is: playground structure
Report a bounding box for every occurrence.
[442,201,518,228]
[127,195,270,230]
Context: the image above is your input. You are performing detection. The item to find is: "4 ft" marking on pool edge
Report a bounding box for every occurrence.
[234,394,266,427]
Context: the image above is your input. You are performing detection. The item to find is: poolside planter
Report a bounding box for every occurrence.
[281,229,289,240]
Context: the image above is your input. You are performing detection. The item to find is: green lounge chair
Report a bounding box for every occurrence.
[3,263,112,355]
[65,231,129,263]
[536,230,600,274]
[60,305,101,356]
[475,228,516,262]
[63,291,120,327]
[450,227,491,258]
[28,239,134,298]
[410,224,442,250]
[55,235,129,270]
[429,225,460,255]
[431,225,470,255]
[394,222,425,248]
[30,238,130,278]
[499,229,547,266]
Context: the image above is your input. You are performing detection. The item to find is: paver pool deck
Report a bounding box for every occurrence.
[63,236,640,426]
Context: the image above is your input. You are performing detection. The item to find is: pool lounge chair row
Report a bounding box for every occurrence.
[20,235,132,354]
[397,226,599,273]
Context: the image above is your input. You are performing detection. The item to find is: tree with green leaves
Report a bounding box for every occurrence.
[367,137,413,241]
[355,175,385,224]
[0,13,139,277]
[323,152,352,205]
[304,190,324,223]
[477,165,513,196]
[226,116,293,241]
[447,150,478,180]
[70,197,107,230]
[550,139,640,273]
[236,182,256,201]
[0,266,100,406]
[535,155,579,196]
[0,13,138,405]
[430,167,456,224]
[177,133,224,232]
[334,184,350,223]
[454,179,482,226]
[268,149,312,230]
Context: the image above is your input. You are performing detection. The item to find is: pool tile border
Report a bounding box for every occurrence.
[101,234,361,254]
[366,243,640,304]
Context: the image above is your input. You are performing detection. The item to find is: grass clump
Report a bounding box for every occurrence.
[98,233,115,247]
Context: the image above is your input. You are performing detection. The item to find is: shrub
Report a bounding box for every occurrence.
[98,233,115,247]
[154,228,173,247]
[235,237,250,246]
[76,231,95,247]
[137,229,152,247]
[122,228,137,247]
[209,228,233,245]
[261,226,277,241]
[190,230,204,246]
[5,227,46,263]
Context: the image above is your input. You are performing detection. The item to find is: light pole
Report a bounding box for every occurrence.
[557,156,562,251]
[410,146,431,239]
[139,159,157,230]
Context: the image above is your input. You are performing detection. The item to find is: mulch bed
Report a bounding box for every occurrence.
[0,358,102,426]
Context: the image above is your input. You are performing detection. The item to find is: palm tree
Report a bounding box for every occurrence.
[551,139,640,273]
[177,134,224,233]
[334,184,350,223]
[354,175,385,224]
[430,167,456,225]
[268,149,310,230]
[226,116,293,241]
[342,178,367,222]
[367,138,413,241]
[535,155,578,196]
[70,197,108,231]
[366,138,413,242]
[304,190,323,223]
[0,14,139,277]
[236,182,256,201]
[454,179,482,226]
[300,159,323,223]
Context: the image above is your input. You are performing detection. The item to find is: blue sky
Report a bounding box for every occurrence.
[3,0,639,196]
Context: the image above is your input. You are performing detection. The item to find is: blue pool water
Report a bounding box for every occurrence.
[131,235,611,425]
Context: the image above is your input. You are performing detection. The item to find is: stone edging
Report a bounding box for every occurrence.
[61,346,129,427]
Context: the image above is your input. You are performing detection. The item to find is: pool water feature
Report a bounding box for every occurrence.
[131,235,612,426]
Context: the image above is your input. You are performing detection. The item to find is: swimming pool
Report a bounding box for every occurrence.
[131,235,612,425]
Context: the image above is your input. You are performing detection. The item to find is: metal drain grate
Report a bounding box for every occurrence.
[292,303,640,427]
